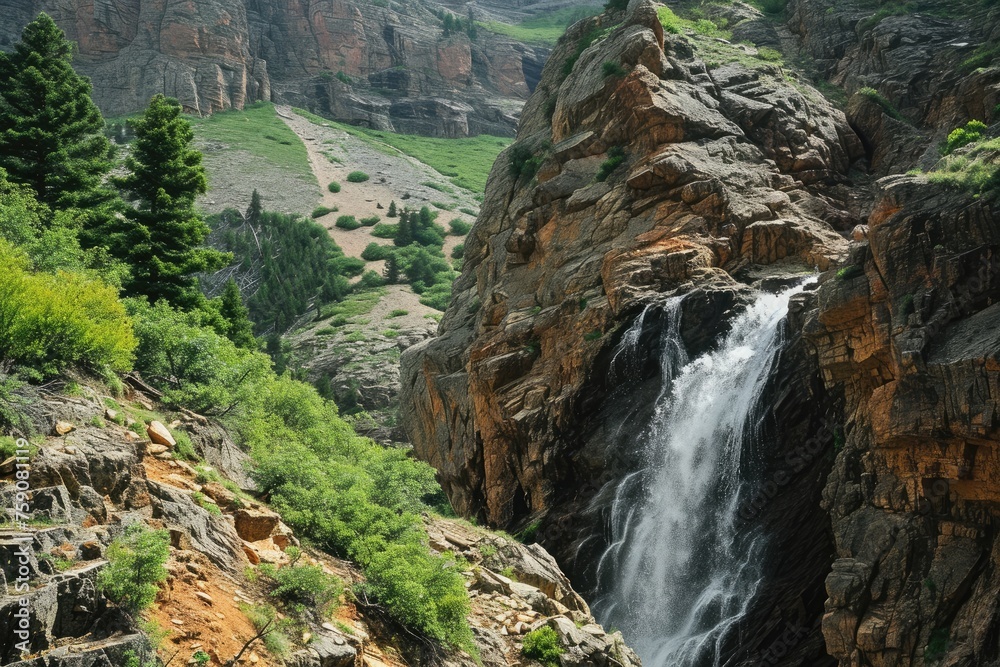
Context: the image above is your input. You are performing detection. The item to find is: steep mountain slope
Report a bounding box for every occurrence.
[0,0,550,136]
[402,0,1000,665]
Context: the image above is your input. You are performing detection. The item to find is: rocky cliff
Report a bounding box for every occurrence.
[401,0,1000,665]
[0,0,548,136]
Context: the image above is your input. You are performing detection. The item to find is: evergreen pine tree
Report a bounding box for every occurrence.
[384,254,400,284]
[443,13,454,36]
[219,279,256,349]
[114,94,230,306]
[387,200,397,218]
[247,189,263,226]
[0,13,116,213]
[418,205,433,230]
[394,210,414,247]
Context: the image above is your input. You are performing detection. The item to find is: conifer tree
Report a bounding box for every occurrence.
[387,200,397,218]
[247,189,263,226]
[219,279,256,349]
[0,13,116,214]
[418,205,433,230]
[394,210,414,247]
[114,94,230,306]
[384,254,400,284]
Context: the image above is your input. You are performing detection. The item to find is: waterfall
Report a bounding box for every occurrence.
[593,281,814,667]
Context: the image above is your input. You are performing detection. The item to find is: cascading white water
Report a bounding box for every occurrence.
[593,281,814,667]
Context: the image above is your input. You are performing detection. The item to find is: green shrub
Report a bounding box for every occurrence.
[836,264,864,281]
[602,61,629,78]
[361,243,391,261]
[97,523,170,615]
[331,256,366,277]
[924,627,950,662]
[388,309,408,318]
[758,0,788,14]
[328,181,341,193]
[359,215,380,226]
[419,282,453,311]
[0,241,137,376]
[371,223,398,239]
[522,627,564,667]
[449,219,472,235]
[335,215,361,230]
[346,171,370,183]
[857,87,904,122]
[757,47,783,62]
[260,560,343,616]
[944,120,988,155]
[192,651,210,667]
[249,377,474,650]
[596,146,626,182]
[311,206,337,218]
[173,430,199,461]
[509,144,543,181]
[128,299,273,415]
[451,244,464,260]
[459,207,477,217]
[657,6,682,33]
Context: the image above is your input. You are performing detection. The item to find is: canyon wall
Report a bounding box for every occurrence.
[402,0,1000,664]
[0,0,547,136]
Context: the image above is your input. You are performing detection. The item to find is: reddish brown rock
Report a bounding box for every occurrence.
[233,507,280,542]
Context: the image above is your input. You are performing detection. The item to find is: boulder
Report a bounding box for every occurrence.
[146,421,175,447]
[233,508,280,543]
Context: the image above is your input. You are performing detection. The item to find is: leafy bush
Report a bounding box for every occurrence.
[602,61,629,78]
[522,627,564,667]
[335,215,361,230]
[836,264,864,281]
[331,256,366,277]
[857,87,904,122]
[944,120,988,155]
[388,309,408,318]
[509,144,543,181]
[260,558,343,616]
[451,244,464,260]
[346,171,370,183]
[657,6,682,33]
[0,241,137,376]
[128,299,272,414]
[371,223,398,239]
[596,146,626,182]
[359,215,380,226]
[328,181,341,193]
[98,523,170,615]
[248,378,473,651]
[419,282,453,311]
[449,219,472,235]
[312,206,336,218]
[361,243,391,261]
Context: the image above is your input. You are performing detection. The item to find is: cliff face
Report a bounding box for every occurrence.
[0,0,546,136]
[401,0,866,661]
[402,0,1000,665]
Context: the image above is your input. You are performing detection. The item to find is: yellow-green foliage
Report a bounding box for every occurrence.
[926,137,1000,194]
[0,241,136,375]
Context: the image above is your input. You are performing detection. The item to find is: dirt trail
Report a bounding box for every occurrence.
[278,107,470,261]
